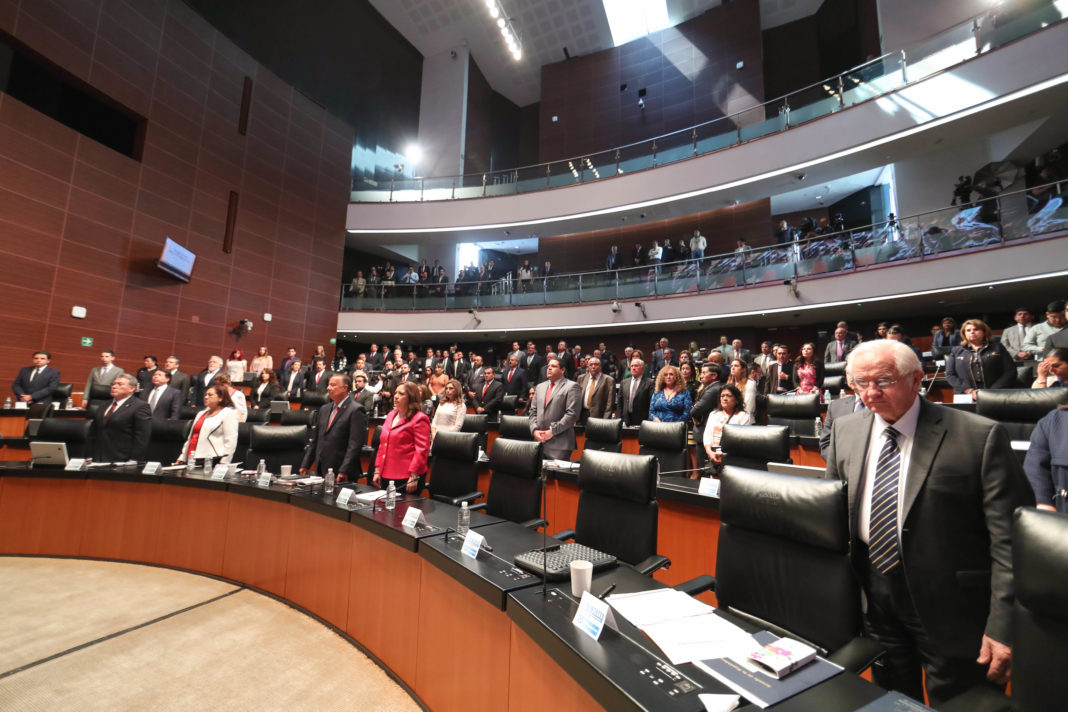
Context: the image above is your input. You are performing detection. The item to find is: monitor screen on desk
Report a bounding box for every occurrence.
[157,237,196,282]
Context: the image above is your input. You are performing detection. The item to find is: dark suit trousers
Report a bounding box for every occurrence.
[861,549,998,706]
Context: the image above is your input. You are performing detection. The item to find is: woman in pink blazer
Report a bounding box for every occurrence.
[374,381,431,493]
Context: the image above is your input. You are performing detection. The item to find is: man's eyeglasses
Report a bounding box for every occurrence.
[851,377,898,390]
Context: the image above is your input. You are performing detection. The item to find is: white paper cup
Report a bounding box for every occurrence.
[280,465,292,477]
[570,559,593,597]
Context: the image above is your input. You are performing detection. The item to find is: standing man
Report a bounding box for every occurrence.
[818,365,865,459]
[300,374,367,483]
[690,364,723,466]
[576,356,614,422]
[472,366,505,417]
[351,372,375,410]
[730,339,750,363]
[763,345,793,395]
[192,355,223,408]
[556,340,575,379]
[521,341,544,385]
[502,354,529,410]
[84,350,124,405]
[446,350,468,381]
[12,351,60,405]
[136,355,159,393]
[528,357,580,461]
[142,368,181,421]
[824,325,858,364]
[824,340,1033,705]
[90,374,151,462]
[1000,307,1033,361]
[1022,300,1066,358]
[689,229,706,264]
[368,343,385,371]
[163,356,190,405]
[308,358,333,392]
[754,341,775,374]
[606,245,619,272]
[652,338,676,372]
[282,359,305,397]
[279,347,299,375]
[618,359,654,426]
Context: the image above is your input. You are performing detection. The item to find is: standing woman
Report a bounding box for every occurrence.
[791,342,824,394]
[250,346,273,376]
[227,348,248,384]
[727,358,759,417]
[703,384,754,465]
[945,318,1017,400]
[175,385,238,465]
[431,379,466,441]
[374,381,431,494]
[679,362,699,403]
[649,365,693,423]
[248,369,281,410]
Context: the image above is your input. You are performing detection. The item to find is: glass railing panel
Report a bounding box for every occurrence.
[616,141,656,175]
[485,175,517,197]
[745,244,798,284]
[912,204,1000,257]
[904,23,975,79]
[1011,189,1068,239]
[840,55,903,107]
[510,281,546,306]
[980,2,1065,52]
[515,164,549,194]
[542,274,581,305]
[616,265,654,300]
[421,176,455,201]
[653,129,696,166]
[737,104,782,142]
[378,286,419,310]
[694,125,739,155]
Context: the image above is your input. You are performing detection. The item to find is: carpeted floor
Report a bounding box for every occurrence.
[0,557,422,711]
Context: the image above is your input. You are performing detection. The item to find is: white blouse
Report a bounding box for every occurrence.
[431,400,466,439]
[702,410,754,450]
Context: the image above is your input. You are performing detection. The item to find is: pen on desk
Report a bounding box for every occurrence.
[597,584,616,600]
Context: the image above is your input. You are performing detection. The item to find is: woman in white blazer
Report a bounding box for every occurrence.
[175,385,239,464]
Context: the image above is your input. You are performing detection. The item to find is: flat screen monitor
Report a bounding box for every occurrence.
[158,237,196,282]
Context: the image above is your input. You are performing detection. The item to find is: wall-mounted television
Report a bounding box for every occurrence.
[157,237,196,282]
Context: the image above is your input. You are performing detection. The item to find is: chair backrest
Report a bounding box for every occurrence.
[427,431,480,500]
[34,417,93,458]
[301,391,329,409]
[498,414,533,441]
[975,388,1068,441]
[486,438,543,525]
[53,383,73,403]
[179,406,199,420]
[1016,363,1035,388]
[500,394,518,415]
[637,420,687,474]
[245,424,309,472]
[823,361,846,378]
[575,450,660,567]
[234,421,253,466]
[460,413,488,451]
[280,409,317,428]
[716,468,860,653]
[719,424,791,470]
[822,375,846,396]
[365,425,383,482]
[27,402,53,419]
[765,393,821,436]
[89,384,111,401]
[1012,508,1068,712]
[245,407,271,424]
[145,419,193,464]
[584,417,623,453]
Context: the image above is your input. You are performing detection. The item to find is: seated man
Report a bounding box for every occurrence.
[12,351,60,405]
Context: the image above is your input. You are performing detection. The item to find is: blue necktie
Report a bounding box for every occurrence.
[869,427,902,574]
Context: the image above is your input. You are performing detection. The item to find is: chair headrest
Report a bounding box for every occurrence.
[249,424,308,450]
[720,425,791,463]
[637,420,687,450]
[584,417,622,443]
[462,414,488,433]
[720,467,848,552]
[975,388,1068,422]
[301,391,329,407]
[489,438,542,479]
[246,408,271,423]
[37,417,92,442]
[765,392,821,417]
[578,450,657,504]
[1014,508,1068,617]
[498,414,531,439]
[431,430,479,460]
[824,361,846,377]
[280,410,315,427]
[149,419,192,441]
[822,375,846,392]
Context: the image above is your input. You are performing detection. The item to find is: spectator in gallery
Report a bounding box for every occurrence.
[676,238,690,262]
[226,348,247,384]
[945,319,1017,399]
[774,219,792,244]
[250,346,273,376]
[690,229,707,262]
[518,260,533,291]
[649,365,692,423]
[632,242,644,267]
[349,270,366,297]
[647,240,663,266]
[367,266,381,297]
[605,245,619,271]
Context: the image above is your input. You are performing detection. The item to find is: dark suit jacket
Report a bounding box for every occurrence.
[281,371,305,397]
[445,358,468,381]
[368,352,385,370]
[13,365,61,404]
[818,394,862,458]
[247,383,282,409]
[501,366,529,405]
[471,379,505,416]
[308,369,334,392]
[824,399,1034,654]
[824,339,858,363]
[576,373,614,420]
[142,385,181,421]
[300,398,367,478]
[91,397,152,462]
[136,367,158,394]
[651,348,677,373]
[191,369,221,410]
[763,361,795,395]
[618,376,653,426]
[352,388,374,411]
[557,352,576,379]
[168,370,191,404]
[522,352,544,384]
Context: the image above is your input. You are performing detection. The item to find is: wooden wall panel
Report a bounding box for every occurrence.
[0,2,352,393]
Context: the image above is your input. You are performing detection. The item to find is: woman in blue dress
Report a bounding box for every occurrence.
[649,365,693,423]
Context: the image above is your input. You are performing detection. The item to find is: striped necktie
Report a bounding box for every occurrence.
[869,426,902,574]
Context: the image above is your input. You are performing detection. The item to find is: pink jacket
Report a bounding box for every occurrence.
[375,409,431,479]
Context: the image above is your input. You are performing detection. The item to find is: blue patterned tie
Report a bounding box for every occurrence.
[869,427,902,574]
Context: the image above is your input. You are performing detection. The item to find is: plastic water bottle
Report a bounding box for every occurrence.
[3,397,10,409]
[203,457,213,474]
[822,389,831,403]
[814,416,823,437]
[457,501,470,538]
[256,459,266,481]
[385,481,396,510]
[324,468,336,495]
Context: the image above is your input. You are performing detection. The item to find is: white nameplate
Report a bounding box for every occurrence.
[335,488,354,506]
[401,506,427,528]
[142,461,161,476]
[211,464,228,480]
[573,590,618,641]
[65,458,86,471]
[460,530,485,559]
[14,401,27,410]
[698,477,721,497]
[256,471,272,487]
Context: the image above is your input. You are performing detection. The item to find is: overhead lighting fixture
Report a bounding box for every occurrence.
[486,1,522,61]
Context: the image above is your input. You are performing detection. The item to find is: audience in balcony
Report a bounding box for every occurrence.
[945,318,1018,399]
[632,242,644,267]
[689,230,707,262]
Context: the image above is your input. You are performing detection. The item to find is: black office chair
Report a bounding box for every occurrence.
[280,409,318,428]
[689,468,882,673]
[460,413,488,452]
[234,422,253,466]
[26,402,53,419]
[498,414,533,441]
[52,382,73,405]
[363,425,383,484]
[244,424,309,473]
[179,406,199,420]
[554,450,670,575]
[425,431,482,506]
[245,407,271,424]
[301,390,329,410]
[1015,363,1035,388]
[584,417,623,453]
[33,418,93,458]
[87,383,112,410]
[471,437,546,529]
[500,394,519,415]
[637,420,688,475]
[822,375,847,397]
[823,361,847,379]
[974,388,1068,440]
[144,419,192,464]
[719,424,791,470]
[765,392,821,436]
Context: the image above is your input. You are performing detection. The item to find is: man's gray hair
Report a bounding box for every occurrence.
[847,339,922,377]
[114,373,138,389]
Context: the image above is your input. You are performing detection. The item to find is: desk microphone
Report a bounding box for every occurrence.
[657,465,710,477]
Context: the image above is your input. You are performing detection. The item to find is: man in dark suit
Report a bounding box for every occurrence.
[162,356,190,405]
[819,392,864,459]
[728,339,751,363]
[824,340,1033,705]
[556,341,575,379]
[521,342,544,385]
[279,347,299,376]
[576,356,614,422]
[651,338,677,373]
[690,364,723,466]
[351,372,375,411]
[135,355,159,393]
[501,354,529,410]
[367,344,385,371]
[824,325,858,364]
[618,359,653,426]
[90,374,152,462]
[528,357,580,461]
[192,355,223,409]
[141,368,181,421]
[445,350,468,381]
[763,345,793,395]
[12,351,61,406]
[281,359,305,397]
[307,359,333,392]
[300,374,367,483]
[471,366,505,417]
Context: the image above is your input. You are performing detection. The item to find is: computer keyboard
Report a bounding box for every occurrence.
[513,542,617,580]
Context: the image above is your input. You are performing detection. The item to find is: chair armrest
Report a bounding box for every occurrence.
[550,529,576,542]
[430,491,483,506]
[468,502,487,512]
[934,684,1011,712]
[825,637,886,674]
[517,517,548,530]
[673,575,716,596]
[632,554,671,576]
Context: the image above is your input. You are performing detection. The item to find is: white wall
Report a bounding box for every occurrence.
[417,46,469,179]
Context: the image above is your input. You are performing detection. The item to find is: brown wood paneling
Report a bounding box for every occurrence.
[152,485,229,575]
[283,507,352,624]
[0,477,87,555]
[222,493,292,597]
[508,622,605,712]
[80,479,163,562]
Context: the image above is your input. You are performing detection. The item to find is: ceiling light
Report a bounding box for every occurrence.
[490,5,499,18]
[500,25,510,37]
[497,16,506,27]
[512,49,521,61]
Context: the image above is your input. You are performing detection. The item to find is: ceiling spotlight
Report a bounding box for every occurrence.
[500,25,510,37]
[490,5,499,18]
[512,49,521,60]
[497,16,506,27]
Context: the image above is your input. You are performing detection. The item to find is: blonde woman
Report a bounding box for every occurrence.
[431,378,466,441]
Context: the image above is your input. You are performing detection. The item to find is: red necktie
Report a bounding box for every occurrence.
[508,369,514,382]
[326,403,340,430]
[544,381,554,407]
[482,383,489,397]
[105,401,118,418]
